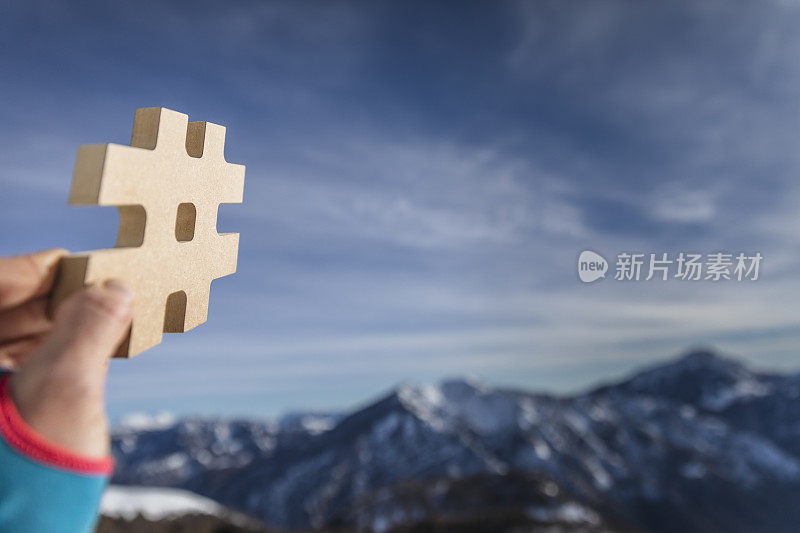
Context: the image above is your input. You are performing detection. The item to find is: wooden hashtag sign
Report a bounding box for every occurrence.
[51,108,245,357]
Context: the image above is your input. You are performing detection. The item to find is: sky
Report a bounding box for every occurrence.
[2,0,800,421]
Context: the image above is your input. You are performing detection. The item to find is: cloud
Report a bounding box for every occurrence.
[3,0,800,419]
[241,137,590,249]
[648,186,717,224]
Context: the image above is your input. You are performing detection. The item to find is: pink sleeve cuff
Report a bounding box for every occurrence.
[0,374,113,476]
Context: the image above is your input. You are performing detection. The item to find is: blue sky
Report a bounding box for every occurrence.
[2,0,800,421]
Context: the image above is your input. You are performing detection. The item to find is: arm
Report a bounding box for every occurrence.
[0,250,133,533]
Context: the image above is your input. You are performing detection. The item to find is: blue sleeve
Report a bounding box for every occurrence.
[0,374,111,533]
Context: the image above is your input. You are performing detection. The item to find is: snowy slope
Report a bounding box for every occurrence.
[101,486,222,520]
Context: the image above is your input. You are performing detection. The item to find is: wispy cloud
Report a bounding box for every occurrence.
[1,0,799,419]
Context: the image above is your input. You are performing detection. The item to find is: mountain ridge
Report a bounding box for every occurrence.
[111,349,800,532]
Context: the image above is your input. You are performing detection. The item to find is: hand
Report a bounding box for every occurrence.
[0,250,134,458]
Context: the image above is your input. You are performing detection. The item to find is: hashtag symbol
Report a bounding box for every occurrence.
[51,108,245,357]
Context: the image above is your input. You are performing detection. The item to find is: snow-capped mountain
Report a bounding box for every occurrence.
[110,350,800,532]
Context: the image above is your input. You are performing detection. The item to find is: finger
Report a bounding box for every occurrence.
[0,335,44,371]
[34,280,134,372]
[0,249,67,311]
[0,297,51,344]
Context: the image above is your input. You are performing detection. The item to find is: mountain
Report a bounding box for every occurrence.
[110,350,800,532]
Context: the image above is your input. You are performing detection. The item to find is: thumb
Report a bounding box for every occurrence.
[10,280,133,457]
[44,280,134,371]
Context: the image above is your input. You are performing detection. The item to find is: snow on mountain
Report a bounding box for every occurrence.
[112,418,283,487]
[118,412,177,432]
[277,411,344,435]
[525,501,601,527]
[101,486,222,520]
[396,378,524,436]
[110,350,800,533]
[613,349,775,411]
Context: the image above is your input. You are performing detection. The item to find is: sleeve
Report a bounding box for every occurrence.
[0,373,113,533]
